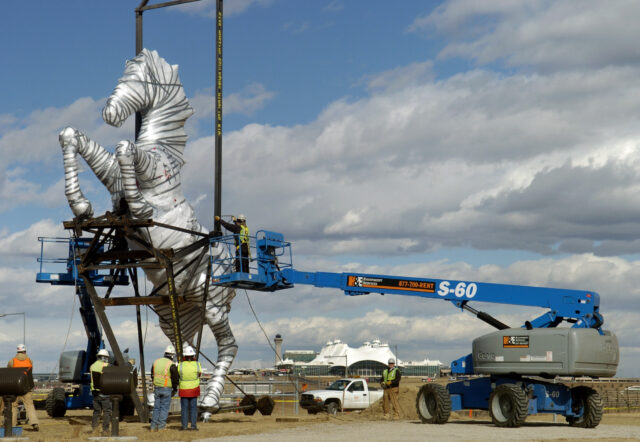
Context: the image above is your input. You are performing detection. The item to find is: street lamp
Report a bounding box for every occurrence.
[0,312,26,347]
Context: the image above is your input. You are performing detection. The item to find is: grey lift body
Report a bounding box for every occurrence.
[472,328,619,377]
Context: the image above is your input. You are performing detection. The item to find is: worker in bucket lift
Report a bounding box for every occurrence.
[215,214,250,272]
[150,345,179,432]
[380,358,401,420]
[3,344,40,431]
[90,349,111,435]
[178,346,202,431]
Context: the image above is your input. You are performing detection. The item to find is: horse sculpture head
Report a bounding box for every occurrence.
[102,49,194,164]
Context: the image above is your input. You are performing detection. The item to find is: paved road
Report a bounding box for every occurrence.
[203,421,640,441]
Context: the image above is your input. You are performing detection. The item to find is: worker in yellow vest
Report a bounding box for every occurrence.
[178,346,202,431]
[90,348,111,434]
[6,344,39,431]
[380,358,402,420]
[150,345,179,432]
[215,214,250,272]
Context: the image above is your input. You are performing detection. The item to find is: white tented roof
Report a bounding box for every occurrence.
[306,339,398,367]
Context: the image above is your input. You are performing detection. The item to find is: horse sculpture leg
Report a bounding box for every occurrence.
[115,140,153,219]
[59,127,123,217]
[200,302,238,419]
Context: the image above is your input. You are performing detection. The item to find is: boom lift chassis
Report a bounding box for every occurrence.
[210,229,619,428]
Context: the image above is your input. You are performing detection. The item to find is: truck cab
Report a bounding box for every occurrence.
[299,378,383,415]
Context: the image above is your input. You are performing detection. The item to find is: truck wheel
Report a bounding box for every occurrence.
[489,384,528,427]
[325,401,339,415]
[46,387,67,418]
[416,384,451,424]
[307,409,318,415]
[566,386,603,428]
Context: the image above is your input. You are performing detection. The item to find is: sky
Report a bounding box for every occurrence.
[1,0,640,378]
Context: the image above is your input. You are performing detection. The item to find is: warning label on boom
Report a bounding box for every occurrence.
[347,275,435,293]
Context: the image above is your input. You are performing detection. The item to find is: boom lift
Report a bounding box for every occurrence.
[36,237,129,417]
[211,230,619,428]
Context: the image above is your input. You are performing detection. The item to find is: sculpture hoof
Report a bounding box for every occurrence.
[59,127,79,152]
[70,198,94,219]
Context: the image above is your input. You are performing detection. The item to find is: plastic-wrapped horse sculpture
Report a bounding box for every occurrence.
[59,49,234,416]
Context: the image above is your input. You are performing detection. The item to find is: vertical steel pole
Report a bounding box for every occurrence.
[214,0,223,234]
[135,1,148,140]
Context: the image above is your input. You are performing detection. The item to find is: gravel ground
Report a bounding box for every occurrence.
[205,420,640,442]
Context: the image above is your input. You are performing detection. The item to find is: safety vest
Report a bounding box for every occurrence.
[178,361,202,390]
[90,360,108,391]
[238,225,250,247]
[383,367,398,383]
[153,357,174,387]
[11,357,32,369]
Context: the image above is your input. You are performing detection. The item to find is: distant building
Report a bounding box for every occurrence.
[283,350,317,363]
[278,338,442,377]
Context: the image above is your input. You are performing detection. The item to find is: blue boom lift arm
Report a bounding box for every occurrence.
[210,230,604,332]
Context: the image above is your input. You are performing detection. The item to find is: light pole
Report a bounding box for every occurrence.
[0,312,26,347]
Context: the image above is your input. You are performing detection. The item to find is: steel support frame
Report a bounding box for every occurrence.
[64,213,213,423]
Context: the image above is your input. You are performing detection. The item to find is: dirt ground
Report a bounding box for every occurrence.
[17,380,640,441]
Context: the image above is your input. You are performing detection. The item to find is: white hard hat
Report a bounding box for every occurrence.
[164,344,176,355]
[97,349,109,358]
[388,358,395,364]
[184,346,196,357]
[236,214,246,221]
[17,344,26,352]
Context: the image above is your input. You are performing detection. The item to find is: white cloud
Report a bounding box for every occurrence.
[408,0,640,72]
[180,64,640,256]
[0,219,64,257]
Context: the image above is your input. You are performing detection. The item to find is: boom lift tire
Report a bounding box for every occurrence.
[416,383,451,424]
[488,384,528,427]
[325,401,339,415]
[566,386,603,428]
[45,387,67,418]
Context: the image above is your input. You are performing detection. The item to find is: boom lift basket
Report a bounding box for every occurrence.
[210,230,293,291]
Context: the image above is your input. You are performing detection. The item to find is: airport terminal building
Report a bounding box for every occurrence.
[279,339,442,377]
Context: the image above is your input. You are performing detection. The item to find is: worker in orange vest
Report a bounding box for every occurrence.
[8,344,39,431]
[149,345,179,431]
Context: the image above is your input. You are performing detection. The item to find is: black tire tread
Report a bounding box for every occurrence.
[567,386,603,428]
[45,387,67,418]
[415,383,451,424]
[489,384,528,428]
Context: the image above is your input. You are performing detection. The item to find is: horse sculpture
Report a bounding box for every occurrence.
[59,49,234,417]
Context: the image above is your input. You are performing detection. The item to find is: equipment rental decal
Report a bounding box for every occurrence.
[347,275,435,293]
[503,336,529,348]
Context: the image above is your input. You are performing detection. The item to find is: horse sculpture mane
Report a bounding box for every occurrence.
[59,48,235,418]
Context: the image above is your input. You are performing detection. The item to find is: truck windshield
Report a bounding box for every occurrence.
[327,380,350,391]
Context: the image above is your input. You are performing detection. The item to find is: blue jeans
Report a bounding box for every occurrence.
[151,387,172,429]
[180,397,198,429]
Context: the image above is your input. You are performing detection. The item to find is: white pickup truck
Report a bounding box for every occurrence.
[299,378,383,415]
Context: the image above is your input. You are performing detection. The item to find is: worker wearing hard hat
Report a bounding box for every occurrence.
[178,346,202,431]
[5,344,39,431]
[215,214,250,272]
[150,345,179,432]
[380,358,402,420]
[90,348,111,435]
